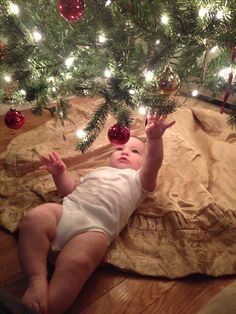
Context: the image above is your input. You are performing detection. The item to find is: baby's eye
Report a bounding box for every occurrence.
[132,149,140,154]
[116,147,123,151]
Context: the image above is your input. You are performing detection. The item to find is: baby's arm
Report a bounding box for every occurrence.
[139,114,175,192]
[40,152,80,196]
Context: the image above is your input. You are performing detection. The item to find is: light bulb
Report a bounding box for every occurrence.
[155,39,160,45]
[144,70,154,81]
[199,7,208,18]
[161,15,169,25]
[33,31,42,42]
[105,0,111,6]
[128,89,135,95]
[76,129,87,139]
[138,106,147,115]
[210,46,219,53]
[104,69,112,78]
[216,10,224,20]
[98,33,107,43]
[192,90,199,97]
[65,57,75,68]
[9,2,19,15]
[218,67,232,80]
[4,75,11,82]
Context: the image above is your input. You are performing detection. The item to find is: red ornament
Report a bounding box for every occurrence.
[58,0,84,22]
[108,124,130,145]
[4,108,25,129]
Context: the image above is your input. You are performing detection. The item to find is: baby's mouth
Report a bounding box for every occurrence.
[119,157,128,161]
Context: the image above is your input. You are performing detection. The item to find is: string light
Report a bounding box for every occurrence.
[155,39,160,45]
[4,75,11,82]
[218,67,232,80]
[33,31,42,42]
[144,70,154,81]
[20,89,26,95]
[98,33,107,43]
[65,57,75,69]
[128,89,135,95]
[198,7,208,18]
[192,90,199,97]
[76,129,87,139]
[138,106,147,115]
[9,2,19,15]
[104,69,112,78]
[216,10,224,20]
[210,45,219,53]
[161,15,169,25]
[105,0,111,6]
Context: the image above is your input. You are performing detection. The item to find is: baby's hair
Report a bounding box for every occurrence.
[130,135,146,144]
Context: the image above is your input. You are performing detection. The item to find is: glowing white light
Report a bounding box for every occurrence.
[104,69,112,78]
[216,10,224,20]
[52,87,57,92]
[9,2,19,15]
[192,90,199,97]
[218,67,232,80]
[161,15,169,25]
[144,70,154,81]
[98,33,107,43]
[210,45,219,53]
[105,0,111,6]
[138,106,147,115]
[20,89,26,95]
[33,31,42,42]
[65,57,75,69]
[76,129,87,139]
[47,76,55,82]
[65,73,72,80]
[4,75,11,82]
[199,7,208,18]
[128,89,135,95]
[155,39,160,45]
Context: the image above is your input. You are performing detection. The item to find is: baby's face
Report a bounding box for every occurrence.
[108,137,146,170]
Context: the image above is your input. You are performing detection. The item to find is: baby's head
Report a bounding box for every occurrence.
[108,136,146,170]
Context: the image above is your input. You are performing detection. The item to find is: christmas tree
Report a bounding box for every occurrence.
[0,0,235,151]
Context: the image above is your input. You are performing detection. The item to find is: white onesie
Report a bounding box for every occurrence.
[52,166,147,250]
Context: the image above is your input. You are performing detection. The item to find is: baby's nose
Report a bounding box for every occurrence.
[121,150,129,155]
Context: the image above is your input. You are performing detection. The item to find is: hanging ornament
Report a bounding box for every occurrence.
[108,123,130,145]
[0,41,6,61]
[4,108,25,129]
[58,0,85,22]
[157,65,180,95]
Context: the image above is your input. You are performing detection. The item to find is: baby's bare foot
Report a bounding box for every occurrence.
[22,277,48,314]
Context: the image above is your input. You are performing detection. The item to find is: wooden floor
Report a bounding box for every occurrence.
[0,106,236,314]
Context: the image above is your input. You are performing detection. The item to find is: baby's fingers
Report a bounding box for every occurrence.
[165,120,176,129]
[159,114,167,122]
[52,151,61,160]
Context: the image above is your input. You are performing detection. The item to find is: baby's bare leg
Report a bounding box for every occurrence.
[48,231,108,314]
[18,203,63,314]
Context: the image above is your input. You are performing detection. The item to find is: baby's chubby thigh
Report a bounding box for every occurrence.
[19,203,63,241]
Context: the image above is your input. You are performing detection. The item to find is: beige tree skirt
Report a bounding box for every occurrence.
[0,97,236,278]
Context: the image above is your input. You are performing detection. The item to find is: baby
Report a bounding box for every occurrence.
[18,114,175,314]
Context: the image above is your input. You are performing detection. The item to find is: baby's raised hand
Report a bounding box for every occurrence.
[39,152,66,176]
[145,114,175,141]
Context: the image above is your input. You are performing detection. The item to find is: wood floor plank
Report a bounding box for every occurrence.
[68,265,127,312]
[142,276,236,314]
[78,275,175,314]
